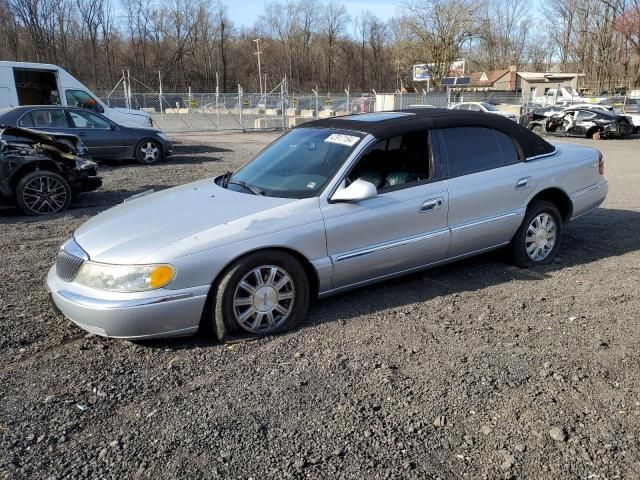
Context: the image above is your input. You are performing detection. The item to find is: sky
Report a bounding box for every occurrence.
[227,0,401,30]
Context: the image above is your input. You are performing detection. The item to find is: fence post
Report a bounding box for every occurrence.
[345,86,350,114]
[188,85,193,131]
[158,71,164,131]
[238,84,244,132]
[313,86,319,119]
[281,77,286,130]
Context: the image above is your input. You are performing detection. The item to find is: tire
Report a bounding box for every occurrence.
[511,201,563,268]
[15,170,71,216]
[213,250,310,342]
[135,139,162,165]
[590,129,602,140]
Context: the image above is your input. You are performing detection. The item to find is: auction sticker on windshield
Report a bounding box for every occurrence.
[324,133,360,147]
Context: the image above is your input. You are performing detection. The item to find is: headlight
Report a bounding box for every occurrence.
[74,262,175,292]
[156,131,168,140]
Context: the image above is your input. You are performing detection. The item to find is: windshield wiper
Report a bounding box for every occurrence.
[228,180,265,196]
[221,170,233,188]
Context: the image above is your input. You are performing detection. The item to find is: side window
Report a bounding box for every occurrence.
[65,89,104,113]
[468,104,482,111]
[575,111,595,121]
[26,109,69,128]
[347,131,431,191]
[494,130,520,164]
[18,112,35,127]
[69,110,111,129]
[441,127,515,176]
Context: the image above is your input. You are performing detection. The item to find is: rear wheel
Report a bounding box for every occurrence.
[15,170,71,216]
[511,201,563,267]
[135,139,162,164]
[213,250,310,342]
[590,129,602,140]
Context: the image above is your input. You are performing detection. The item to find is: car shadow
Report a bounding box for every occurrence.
[133,206,640,350]
[97,143,232,167]
[0,185,171,222]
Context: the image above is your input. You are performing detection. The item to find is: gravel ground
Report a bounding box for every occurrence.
[1,132,639,479]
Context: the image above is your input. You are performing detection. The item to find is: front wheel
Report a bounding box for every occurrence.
[213,251,310,342]
[15,170,71,215]
[511,201,563,267]
[135,139,163,164]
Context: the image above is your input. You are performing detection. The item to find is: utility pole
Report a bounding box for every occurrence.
[254,38,263,103]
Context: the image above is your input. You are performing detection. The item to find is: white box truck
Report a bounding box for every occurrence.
[0,61,153,128]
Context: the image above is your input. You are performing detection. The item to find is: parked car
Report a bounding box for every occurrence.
[450,102,517,121]
[47,109,607,341]
[0,61,151,128]
[528,107,634,139]
[599,97,640,133]
[519,104,564,127]
[0,125,101,215]
[0,106,172,164]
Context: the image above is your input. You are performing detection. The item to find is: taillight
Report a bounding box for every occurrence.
[598,150,605,175]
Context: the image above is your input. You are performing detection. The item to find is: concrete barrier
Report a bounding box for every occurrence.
[300,109,315,118]
[288,116,314,128]
[164,108,189,114]
[141,107,156,113]
[254,117,284,129]
[319,110,335,119]
[265,108,282,116]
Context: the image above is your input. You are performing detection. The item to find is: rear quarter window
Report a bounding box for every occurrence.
[441,127,520,177]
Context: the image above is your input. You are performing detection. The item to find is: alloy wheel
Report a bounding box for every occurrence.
[232,265,295,334]
[525,213,557,261]
[139,141,160,163]
[21,175,68,214]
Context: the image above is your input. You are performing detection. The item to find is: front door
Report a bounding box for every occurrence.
[66,110,125,159]
[321,131,450,289]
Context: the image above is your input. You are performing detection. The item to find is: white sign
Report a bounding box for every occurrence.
[413,64,430,82]
[325,133,360,147]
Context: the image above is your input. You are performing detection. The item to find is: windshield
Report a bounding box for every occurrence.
[227,128,365,198]
[481,102,498,111]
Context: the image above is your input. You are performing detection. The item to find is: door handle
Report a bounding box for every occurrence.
[78,132,87,137]
[420,198,443,212]
[515,177,530,189]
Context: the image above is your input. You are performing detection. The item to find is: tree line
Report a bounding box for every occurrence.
[0,0,638,93]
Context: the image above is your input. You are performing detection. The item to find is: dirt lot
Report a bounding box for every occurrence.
[1,132,639,479]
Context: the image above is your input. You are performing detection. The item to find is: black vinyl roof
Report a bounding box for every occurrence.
[299,108,556,159]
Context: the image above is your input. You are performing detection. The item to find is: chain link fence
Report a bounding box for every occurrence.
[97,88,525,134]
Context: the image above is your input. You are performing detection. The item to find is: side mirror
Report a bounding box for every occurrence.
[331,179,377,202]
[110,124,118,131]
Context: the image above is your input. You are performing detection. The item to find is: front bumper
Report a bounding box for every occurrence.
[604,123,634,137]
[160,139,173,157]
[46,267,209,339]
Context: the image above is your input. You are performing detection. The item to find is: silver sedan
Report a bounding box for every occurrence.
[47,110,608,341]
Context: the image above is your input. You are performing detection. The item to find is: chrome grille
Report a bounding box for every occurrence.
[56,250,85,281]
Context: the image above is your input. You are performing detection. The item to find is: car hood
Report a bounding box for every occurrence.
[0,125,80,154]
[74,179,297,264]
[111,107,150,118]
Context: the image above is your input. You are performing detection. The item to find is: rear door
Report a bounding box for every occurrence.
[437,126,538,257]
[321,131,450,289]
[66,109,125,159]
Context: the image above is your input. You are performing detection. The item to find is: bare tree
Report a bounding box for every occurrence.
[398,0,481,85]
